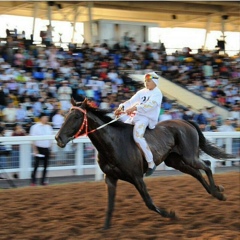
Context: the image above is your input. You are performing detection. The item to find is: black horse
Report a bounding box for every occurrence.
[55,98,234,229]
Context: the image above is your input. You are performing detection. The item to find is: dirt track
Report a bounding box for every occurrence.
[0,172,239,240]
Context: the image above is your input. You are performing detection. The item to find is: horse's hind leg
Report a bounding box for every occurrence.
[133,177,176,219]
[165,153,212,195]
[104,175,118,229]
[182,155,226,201]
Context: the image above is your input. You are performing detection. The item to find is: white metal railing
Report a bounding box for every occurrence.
[0,132,239,180]
[202,132,240,173]
[0,135,102,180]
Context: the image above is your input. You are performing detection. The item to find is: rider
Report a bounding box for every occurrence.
[114,72,163,176]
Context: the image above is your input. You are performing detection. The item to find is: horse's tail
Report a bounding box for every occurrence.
[187,120,235,159]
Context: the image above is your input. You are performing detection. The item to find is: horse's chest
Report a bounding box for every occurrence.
[97,155,124,177]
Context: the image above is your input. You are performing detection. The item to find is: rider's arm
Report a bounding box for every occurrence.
[119,91,140,111]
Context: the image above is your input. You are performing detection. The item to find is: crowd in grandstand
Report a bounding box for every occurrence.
[0,34,239,137]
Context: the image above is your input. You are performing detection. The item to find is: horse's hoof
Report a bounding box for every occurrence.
[214,192,227,201]
[220,194,227,201]
[169,210,177,219]
[217,185,225,192]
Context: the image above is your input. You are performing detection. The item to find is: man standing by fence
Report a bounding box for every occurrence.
[30,112,53,186]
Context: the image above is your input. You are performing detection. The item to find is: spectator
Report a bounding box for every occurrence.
[218,118,236,132]
[159,109,172,122]
[16,103,26,122]
[229,105,240,120]
[182,109,190,121]
[99,97,110,110]
[2,101,17,123]
[57,81,72,111]
[107,69,118,83]
[162,99,172,110]
[205,120,218,132]
[14,49,24,67]
[194,109,207,125]
[0,36,238,138]
[52,109,64,129]
[203,106,214,123]
[203,61,213,78]
[29,112,53,186]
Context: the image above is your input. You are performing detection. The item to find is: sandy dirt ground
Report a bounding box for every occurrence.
[0,172,239,240]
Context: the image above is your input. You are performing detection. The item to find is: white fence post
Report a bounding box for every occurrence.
[75,142,84,175]
[19,143,32,179]
[94,149,103,181]
[225,138,232,167]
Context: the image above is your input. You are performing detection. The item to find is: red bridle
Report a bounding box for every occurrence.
[70,105,127,139]
[70,106,95,138]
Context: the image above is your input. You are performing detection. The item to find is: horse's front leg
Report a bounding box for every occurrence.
[133,177,176,219]
[104,174,118,229]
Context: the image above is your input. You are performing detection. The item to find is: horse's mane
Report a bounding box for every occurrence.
[85,102,128,128]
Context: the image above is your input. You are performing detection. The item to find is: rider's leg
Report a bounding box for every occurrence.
[133,119,156,170]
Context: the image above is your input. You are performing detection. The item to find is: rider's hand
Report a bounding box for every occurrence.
[114,108,123,117]
[126,106,137,115]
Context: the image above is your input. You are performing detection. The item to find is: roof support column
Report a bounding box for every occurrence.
[47,2,53,27]
[71,7,79,43]
[32,2,38,41]
[88,1,93,45]
[221,17,226,54]
[203,16,211,50]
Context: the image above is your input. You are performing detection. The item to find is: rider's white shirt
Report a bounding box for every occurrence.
[120,87,163,129]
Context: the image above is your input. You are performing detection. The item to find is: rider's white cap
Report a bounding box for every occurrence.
[144,72,160,86]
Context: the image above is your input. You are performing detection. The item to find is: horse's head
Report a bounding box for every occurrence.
[55,98,88,148]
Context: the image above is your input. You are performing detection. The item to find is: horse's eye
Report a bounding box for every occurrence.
[75,114,80,119]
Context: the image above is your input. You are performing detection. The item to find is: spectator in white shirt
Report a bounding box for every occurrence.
[2,102,17,123]
[159,110,173,122]
[99,97,110,110]
[229,105,240,121]
[0,72,12,81]
[16,104,26,122]
[218,118,236,132]
[29,112,53,186]
[52,109,64,129]
[107,69,118,82]
[57,81,72,111]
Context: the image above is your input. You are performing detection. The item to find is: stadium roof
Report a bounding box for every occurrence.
[0,1,239,31]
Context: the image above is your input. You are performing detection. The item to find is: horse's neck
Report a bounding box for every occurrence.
[86,112,115,152]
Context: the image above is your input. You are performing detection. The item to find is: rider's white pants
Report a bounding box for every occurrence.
[120,114,154,164]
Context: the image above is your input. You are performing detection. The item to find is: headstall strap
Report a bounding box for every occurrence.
[71,106,88,138]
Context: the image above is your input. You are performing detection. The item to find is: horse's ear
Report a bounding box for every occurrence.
[71,98,76,106]
[81,98,88,108]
